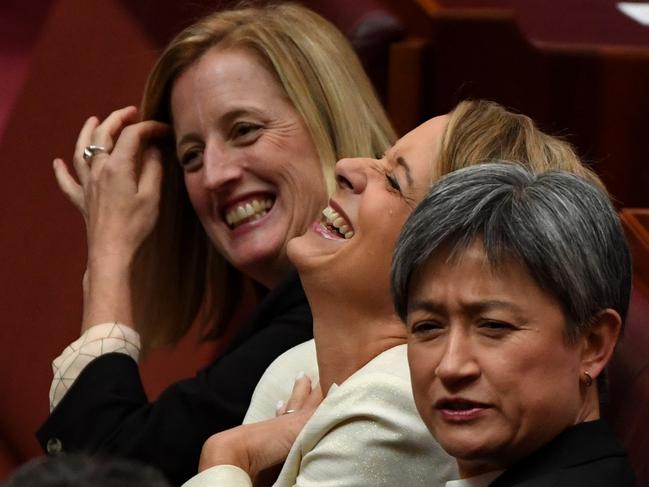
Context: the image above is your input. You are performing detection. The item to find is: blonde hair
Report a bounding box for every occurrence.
[134,3,396,346]
[438,100,603,188]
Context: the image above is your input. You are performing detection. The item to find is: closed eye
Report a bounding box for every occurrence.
[409,320,444,336]
[386,172,402,192]
[478,320,517,337]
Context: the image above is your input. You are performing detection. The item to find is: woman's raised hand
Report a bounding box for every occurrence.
[54,106,170,258]
[53,106,170,330]
[198,374,324,481]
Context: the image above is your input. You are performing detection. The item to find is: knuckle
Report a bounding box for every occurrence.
[121,125,138,138]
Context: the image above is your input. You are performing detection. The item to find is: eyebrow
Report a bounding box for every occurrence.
[408,299,525,317]
[396,156,414,188]
[176,133,200,151]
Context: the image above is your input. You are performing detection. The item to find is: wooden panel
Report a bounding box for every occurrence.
[386,6,649,206]
[621,209,649,295]
[388,38,429,135]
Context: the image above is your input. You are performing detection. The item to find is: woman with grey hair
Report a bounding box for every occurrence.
[392,163,636,486]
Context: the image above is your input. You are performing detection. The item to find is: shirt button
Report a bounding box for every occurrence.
[46,438,63,454]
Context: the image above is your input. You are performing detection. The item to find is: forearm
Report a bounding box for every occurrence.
[82,253,134,332]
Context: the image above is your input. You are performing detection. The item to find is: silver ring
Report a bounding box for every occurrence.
[284,409,297,415]
[83,144,109,161]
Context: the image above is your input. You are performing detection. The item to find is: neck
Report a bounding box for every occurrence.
[457,461,505,480]
[576,385,601,423]
[247,255,292,289]
[307,291,407,393]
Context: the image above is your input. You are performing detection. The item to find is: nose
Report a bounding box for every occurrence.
[334,157,370,194]
[202,141,243,190]
[435,327,480,389]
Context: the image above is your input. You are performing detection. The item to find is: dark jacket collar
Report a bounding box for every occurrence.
[224,271,310,353]
[490,420,630,486]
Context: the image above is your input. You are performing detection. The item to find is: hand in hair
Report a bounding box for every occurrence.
[52,106,170,331]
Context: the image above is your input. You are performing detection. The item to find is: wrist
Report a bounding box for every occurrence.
[199,432,251,474]
[87,245,137,271]
[82,258,135,332]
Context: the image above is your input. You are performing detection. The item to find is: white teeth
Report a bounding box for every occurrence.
[225,198,273,228]
[321,205,354,239]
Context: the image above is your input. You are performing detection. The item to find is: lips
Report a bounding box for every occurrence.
[435,397,491,421]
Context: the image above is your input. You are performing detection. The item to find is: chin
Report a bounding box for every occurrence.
[287,226,345,274]
[286,241,321,280]
[441,440,491,461]
[433,426,503,462]
[286,233,308,269]
[226,241,290,283]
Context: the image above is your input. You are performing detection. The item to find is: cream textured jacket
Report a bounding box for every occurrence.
[183,340,457,487]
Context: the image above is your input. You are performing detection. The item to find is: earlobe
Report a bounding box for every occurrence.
[579,308,622,381]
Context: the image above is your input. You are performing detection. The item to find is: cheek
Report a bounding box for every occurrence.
[408,344,438,421]
[368,202,411,238]
[293,154,327,192]
[258,141,325,194]
[286,132,326,184]
[183,174,208,215]
[492,344,582,424]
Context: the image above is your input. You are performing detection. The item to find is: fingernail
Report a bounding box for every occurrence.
[276,400,284,412]
[295,371,305,381]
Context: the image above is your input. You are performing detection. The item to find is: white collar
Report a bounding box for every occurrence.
[445,470,505,487]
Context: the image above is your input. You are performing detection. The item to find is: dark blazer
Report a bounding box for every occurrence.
[489,420,635,487]
[37,272,313,486]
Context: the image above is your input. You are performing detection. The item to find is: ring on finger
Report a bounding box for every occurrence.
[283,409,298,415]
[83,144,110,162]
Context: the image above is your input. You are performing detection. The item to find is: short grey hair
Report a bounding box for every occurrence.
[391,163,632,341]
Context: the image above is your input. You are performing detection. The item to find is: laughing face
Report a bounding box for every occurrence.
[287,115,449,313]
[406,241,587,477]
[171,47,327,288]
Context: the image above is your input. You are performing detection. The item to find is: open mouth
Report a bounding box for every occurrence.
[224,197,274,229]
[321,205,354,239]
[439,400,481,411]
[435,398,491,419]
